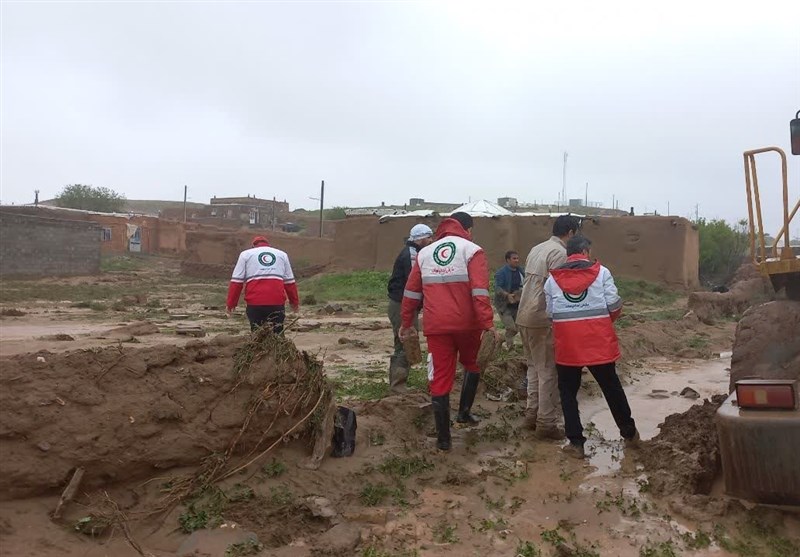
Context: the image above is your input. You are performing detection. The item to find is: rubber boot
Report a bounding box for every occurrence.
[431,395,451,451]
[388,356,408,394]
[456,372,481,425]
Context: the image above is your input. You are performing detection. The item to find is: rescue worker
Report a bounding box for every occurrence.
[494,250,524,348]
[399,212,498,451]
[226,235,300,333]
[386,223,434,392]
[515,215,580,437]
[545,236,639,458]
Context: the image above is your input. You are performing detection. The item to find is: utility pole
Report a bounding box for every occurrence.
[612,194,615,211]
[319,180,325,238]
[183,185,188,223]
[585,182,588,207]
[667,202,670,216]
[695,203,699,222]
[562,151,568,206]
[34,189,40,207]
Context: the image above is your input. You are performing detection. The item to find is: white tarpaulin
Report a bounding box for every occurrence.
[378,209,438,222]
[449,200,513,217]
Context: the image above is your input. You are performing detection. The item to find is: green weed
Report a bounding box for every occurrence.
[359,483,405,506]
[378,454,433,479]
[268,484,293,507]
[639,540,678,557]
[433,521,459,544]
[261,459,287,478]
[224,539,263,556]
[515,540,541,557]
[540,528,566,546]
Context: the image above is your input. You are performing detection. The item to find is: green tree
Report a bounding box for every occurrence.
[54,184,126,213]
[696,218,749,285]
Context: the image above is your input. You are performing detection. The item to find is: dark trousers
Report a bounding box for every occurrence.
[246,305,286,334]
[557,362,637,446]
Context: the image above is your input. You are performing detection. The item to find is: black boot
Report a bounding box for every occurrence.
[431,395,451,451]
[456,372,481,425]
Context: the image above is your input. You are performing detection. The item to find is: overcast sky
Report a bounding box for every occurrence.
[1,1,798,230]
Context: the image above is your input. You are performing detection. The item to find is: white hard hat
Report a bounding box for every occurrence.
[409,223,433,241]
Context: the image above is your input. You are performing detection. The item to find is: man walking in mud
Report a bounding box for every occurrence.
[387,223,434,393]
[226,235,300,333]
[400,212,498,451]
[516,215,580,438]
[545,236,638,458]
[494,250,524,348]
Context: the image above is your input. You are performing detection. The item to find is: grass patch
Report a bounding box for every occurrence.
[687,335,709,349]
[359,483,406,506]
[329,365,390,401]
[616,278,678,308]
[100,256,143,273]
[299,271,390,303]
[224,539,263,556]
[378,454,434,479]
[639,540,679,557]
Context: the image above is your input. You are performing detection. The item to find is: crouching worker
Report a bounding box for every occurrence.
[226,236,300,333]
[544,236,638,458]
[399,212,498,451]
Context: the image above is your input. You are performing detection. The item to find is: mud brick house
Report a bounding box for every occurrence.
[161,195,289,227]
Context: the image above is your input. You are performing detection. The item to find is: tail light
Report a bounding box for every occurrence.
[735,380,799,410]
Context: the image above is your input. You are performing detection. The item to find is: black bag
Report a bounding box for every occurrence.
[331,406,357,457]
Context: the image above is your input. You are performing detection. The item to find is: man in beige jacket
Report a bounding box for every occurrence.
[516,215,580,437]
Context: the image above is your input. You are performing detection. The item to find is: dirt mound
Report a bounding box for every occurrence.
[617,315,732,361]
[639,394,727,497]
[688,263,773,324]
[104,320,160,337]
[482,355,526,400]
[729,300,800,391]
[0,333,332,500]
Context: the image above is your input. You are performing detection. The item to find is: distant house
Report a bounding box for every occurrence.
[162,195,289,226]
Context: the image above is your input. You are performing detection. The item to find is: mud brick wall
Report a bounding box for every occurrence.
[334,215,700,289]
[0,211,101,278]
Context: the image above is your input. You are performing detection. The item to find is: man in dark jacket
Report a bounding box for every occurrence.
[386,223,434,392]
[494,250,524,348]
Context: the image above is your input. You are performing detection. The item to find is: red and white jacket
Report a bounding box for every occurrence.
[401,218,494,335]
[226,244,300,310]
[544,255,623,367]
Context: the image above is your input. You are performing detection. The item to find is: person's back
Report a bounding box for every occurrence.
[516,236,568,328]
[400,213,496,452]
[514,215,580,435]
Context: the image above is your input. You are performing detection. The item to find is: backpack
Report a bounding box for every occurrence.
[331,406,357,457]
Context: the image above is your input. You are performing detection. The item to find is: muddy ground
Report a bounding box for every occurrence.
[1,256,798,557]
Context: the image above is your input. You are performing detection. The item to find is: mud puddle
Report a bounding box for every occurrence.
[581,356,730,478]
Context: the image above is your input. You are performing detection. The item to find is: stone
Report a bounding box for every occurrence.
[680,387,701,399]
[312,523,361,554]
[305,496,336,519]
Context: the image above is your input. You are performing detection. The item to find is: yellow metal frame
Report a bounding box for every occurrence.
[743,147,800,276]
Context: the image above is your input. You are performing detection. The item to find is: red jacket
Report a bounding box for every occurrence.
[401,218,494,335]
[226,243,300,310]
[544,255,623,366]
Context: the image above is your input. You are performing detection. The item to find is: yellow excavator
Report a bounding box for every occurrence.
[715,111,800,506]
[742,111,800,298]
